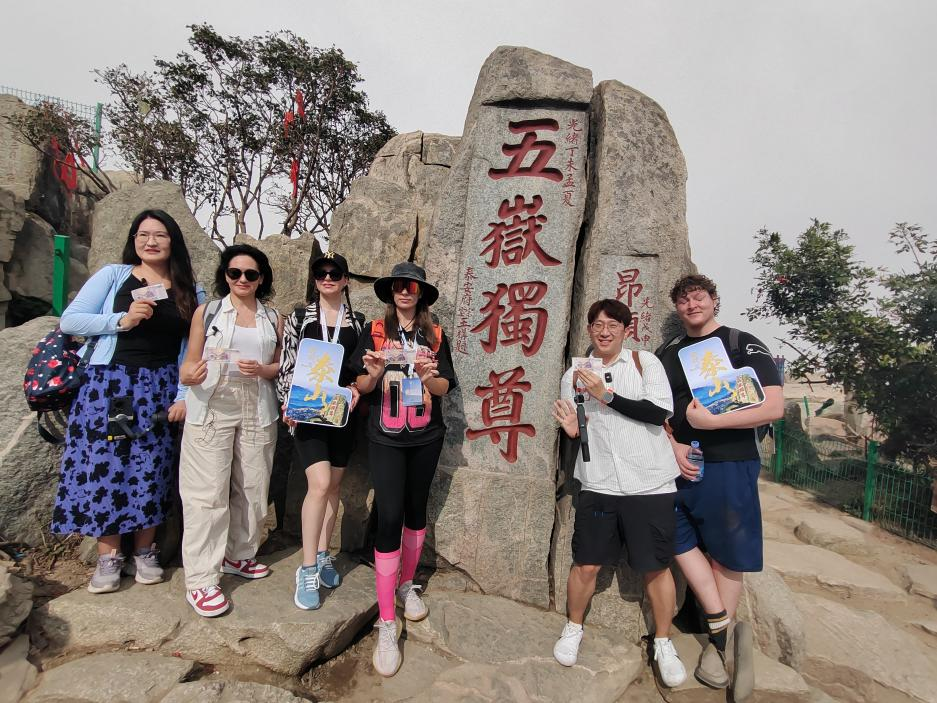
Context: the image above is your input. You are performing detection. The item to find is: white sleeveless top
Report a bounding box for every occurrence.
[227,325,263,376]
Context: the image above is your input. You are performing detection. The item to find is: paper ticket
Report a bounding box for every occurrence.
[383,349,409,365]
[131,283,168,302]
[572,357,602,373]
[203,348,241,363]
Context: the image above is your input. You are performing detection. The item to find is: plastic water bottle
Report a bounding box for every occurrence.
[688,441,705,482]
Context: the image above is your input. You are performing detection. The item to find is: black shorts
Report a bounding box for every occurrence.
[293,416,356,468]
[571,490,676,573]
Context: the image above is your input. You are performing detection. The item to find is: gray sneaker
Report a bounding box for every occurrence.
[133,544,164,585]
[87,550,124,594]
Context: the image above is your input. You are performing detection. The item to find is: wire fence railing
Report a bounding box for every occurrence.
[762,420,937,549]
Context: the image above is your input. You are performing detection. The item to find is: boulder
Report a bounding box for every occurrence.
[88,181,220,288]
[796,593,937,703]
[5,213,53,301]
[913,619,937,638]
[233,232,317,313]
[744,566,806,670]
[160,680,306,703]
[0,96,42,206]
[0,565,33,647]
[406,590,643,703]
[0,634,37,703]
[0,316,64,545]
[30,551,377,676]
[901,563,937,601]
[329,130,459,279]
[23,651,196,703]
[424,48,592,608]
[658,634,811,703]
[569,79,694,357]
[764,540,906,602]
[794,513,868,556]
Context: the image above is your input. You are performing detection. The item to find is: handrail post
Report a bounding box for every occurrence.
[773,419,785,481]
[863,440,879,521]
[52,234,70,316]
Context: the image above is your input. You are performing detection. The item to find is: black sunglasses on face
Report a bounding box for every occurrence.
[313,268,344,281]
[225,267,261,282]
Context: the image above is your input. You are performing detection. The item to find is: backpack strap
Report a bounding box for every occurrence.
[728,327,741,356]
[371,319,442,352]
[654,333,685,358]
[631,350,643,378]
[202,299,223,336]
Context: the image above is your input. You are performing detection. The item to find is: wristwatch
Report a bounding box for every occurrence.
[601,389,614,404]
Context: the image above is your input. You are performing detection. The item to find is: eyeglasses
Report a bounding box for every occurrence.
[225,267,261,282]
[133,231,170,242]
[589,321,624,333]
[313,268,344,281]
[392,280,421,295]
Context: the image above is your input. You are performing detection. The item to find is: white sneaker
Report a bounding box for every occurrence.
[654,637,688,687]
[553,621,583,666]
[372,618,402,677]
[396,580,428,622]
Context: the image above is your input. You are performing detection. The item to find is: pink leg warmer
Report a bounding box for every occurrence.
[374,548,401,621]
[400,527,426,585]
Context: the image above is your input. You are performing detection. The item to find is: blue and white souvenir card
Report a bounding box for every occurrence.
[677,337,765,415]
[285,338,353,427]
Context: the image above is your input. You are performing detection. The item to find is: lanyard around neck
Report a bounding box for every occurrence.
[319,303,345,345]
[398,325,417,376]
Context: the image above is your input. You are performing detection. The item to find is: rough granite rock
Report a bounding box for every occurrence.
[659,634,810,703]
[568,79,693,356]
[88,181,220,288]
[406,590,643,703]
[0,316,64,545]
[0,565,33,647]
[30,551,377,676]
[794,513,869,556]
[796,593,937,703]
[23,651,195,703]
[764,540,906,602]
[0,96,43,206]
[901,562,937,601]
[744,566,806,670]
[0,634,37,703]
[160,680,306,703]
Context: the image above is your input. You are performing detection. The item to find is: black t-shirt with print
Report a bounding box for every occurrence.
[658,326,781,462]
[349,322,458,448]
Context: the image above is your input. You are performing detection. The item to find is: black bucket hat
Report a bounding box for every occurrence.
[310,250,350,277]
[374,261,439,306]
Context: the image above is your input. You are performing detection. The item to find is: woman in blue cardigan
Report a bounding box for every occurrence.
[51,209,203,594]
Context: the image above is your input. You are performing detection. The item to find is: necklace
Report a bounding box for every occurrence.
[399,316,416,331]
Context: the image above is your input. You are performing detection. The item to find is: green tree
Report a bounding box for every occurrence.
[97,24,395,238]
[748,220,937,469]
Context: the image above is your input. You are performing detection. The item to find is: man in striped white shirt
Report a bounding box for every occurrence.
[551,299,685,687]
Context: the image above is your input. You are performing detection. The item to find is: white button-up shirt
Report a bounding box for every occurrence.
[561,348,680,496]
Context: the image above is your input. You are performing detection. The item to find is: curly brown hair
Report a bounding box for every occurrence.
[669,274,720,314]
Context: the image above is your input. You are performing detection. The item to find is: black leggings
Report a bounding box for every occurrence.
[370,438,444,553]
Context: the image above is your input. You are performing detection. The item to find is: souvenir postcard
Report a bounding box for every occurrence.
[677,338,765,415]
[285,338,352,427]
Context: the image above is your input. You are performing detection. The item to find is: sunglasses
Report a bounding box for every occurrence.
[225,267,261,282]
[392,280,421,295]
[313,268,344,281]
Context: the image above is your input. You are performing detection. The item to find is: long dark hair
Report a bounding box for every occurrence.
[121,209,198,320]
[213,244,274,303]
[384,299,438,348]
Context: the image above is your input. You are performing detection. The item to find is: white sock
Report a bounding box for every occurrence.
[567,620,583,632]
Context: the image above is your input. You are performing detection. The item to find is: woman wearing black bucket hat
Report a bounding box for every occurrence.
[350,261,457,677]
[276,250,365,611]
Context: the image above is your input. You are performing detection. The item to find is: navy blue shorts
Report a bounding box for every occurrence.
[673,459,763,572]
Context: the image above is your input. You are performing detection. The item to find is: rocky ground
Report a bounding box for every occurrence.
[2,477,937,702]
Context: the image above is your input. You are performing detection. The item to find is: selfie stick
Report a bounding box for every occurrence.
[574,391,590,462]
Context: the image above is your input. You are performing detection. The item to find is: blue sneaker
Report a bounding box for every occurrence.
[294,565,321,610]
[317,550,341,589]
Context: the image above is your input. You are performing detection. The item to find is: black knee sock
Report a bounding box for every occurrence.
[705,610,730,653]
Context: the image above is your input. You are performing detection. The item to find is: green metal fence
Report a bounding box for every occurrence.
[764,420,937,548]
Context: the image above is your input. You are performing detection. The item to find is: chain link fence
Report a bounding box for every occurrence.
[762,420,937,548]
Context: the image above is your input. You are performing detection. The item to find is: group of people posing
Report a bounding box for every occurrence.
[50,208,781,692]
[52,209,455,678]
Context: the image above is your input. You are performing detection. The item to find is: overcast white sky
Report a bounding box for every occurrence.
[3,0,936,347]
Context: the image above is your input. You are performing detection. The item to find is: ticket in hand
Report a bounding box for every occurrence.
[572,357,602,373]
[131,283,168,302]
[383,349,409,365]
[203,348,241,363]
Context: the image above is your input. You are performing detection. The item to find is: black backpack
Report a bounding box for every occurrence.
[655,327,771,441]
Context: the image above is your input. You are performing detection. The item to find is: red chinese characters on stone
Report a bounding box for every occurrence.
[481,195,561,268]
[488,119,563,182]
[470,281,548,357]
[465,366,536,463]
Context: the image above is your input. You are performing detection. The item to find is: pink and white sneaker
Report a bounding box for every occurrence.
[222,557,270,579]
[186,585,230,617]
